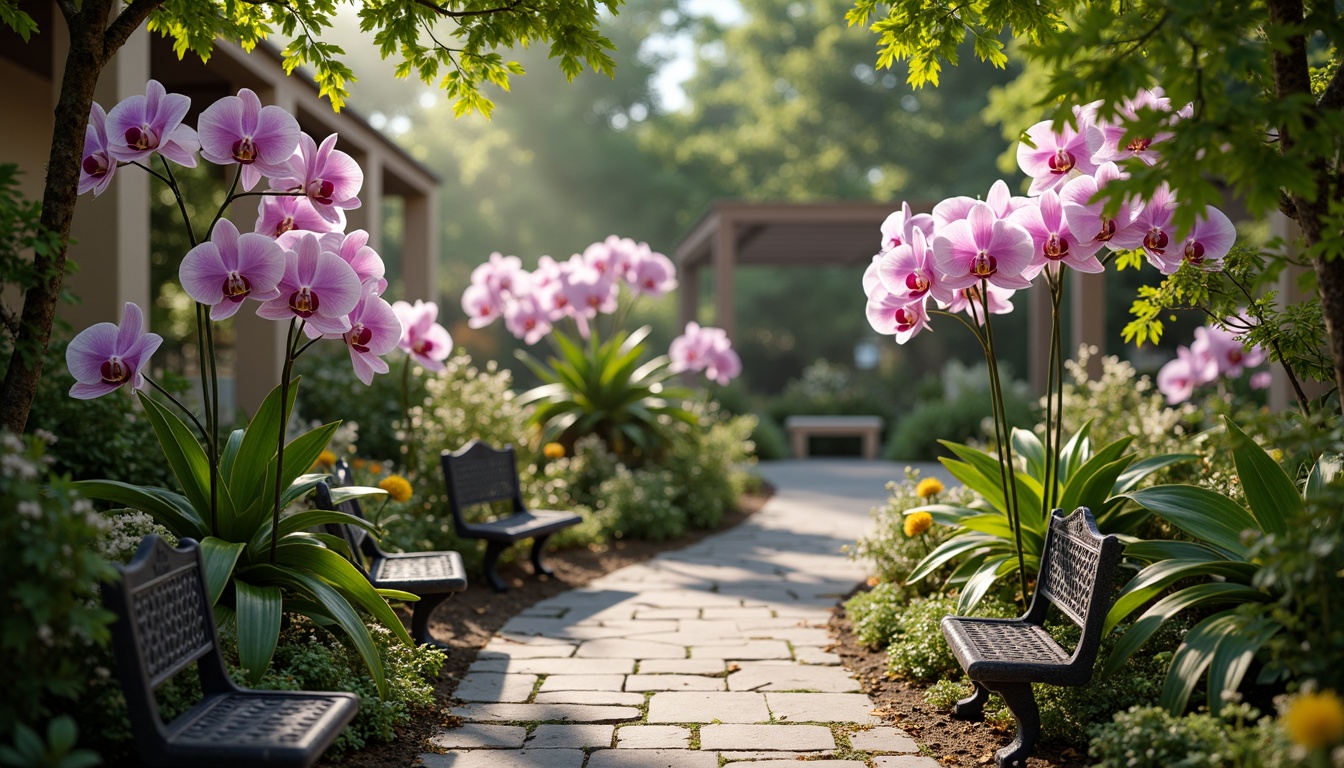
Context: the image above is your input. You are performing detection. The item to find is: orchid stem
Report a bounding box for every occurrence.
[270,319,299,566]
[401,356,417,477]
[144,376,208,439]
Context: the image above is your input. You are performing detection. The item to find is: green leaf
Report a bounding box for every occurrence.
[1123,486,1258,559]
[220,428,245,482]
[1056,421,1093,485]
[1123,539,1227,564]
[957,555,1016,614]
[1160,613,1241,714]
[1205,614,1279,711]
[1305,454,1342,500]
[1103,583,1266,677]
[234,580,282,684]
[230,380,299,505]
[199,537,246,606]
[1059,436,1133,514]
[1224,417,1300,536]
[72,480,205,538]
[1105,558,1258,634]
[136,392,213,522]
[1011,428,1046,485]
[1113,454,1199,495]
[275,542,413,648]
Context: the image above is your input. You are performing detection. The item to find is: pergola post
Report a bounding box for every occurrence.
[712,211,737,339]
[1069,269,1106,378]
[678,261,700,331]
[402,189,438,303]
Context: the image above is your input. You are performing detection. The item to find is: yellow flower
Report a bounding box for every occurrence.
[315,450,337,469]
[916,477,944,499]
[378,475,413,504]
[903,511,934,537]
[1284,690,1344,750]
[543,442,565,459]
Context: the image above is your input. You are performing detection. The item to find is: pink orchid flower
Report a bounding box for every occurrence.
[393,299,453,370]
[563,263,618,319]
[270,133,363,225]
[503,295,554,346]
[179,218,285,320]
[1176,206,1236,271]
[1017,109,1100,195]
[342,287,402,385]
[862,255,884,297]
[1108,183,1182,273]
[704,341,742,385]
[1008,189,1104,279]
[318,230,387,295]
[932,203,1034,292]
[933,180,1027,227]
[1250,371,1272,390]
[461,283,503,329]
[66,302,163,400]
[1060,162,1141,254]
[877,227,946,303]
[105,80,199,167]
[256,233,362,335]
[1157,344,1218,404]
[669,322,741,383]
[470,252,526,301]
[197,88,301,191]
[1086,88,1189,167]
[79,103,116,196]
[879,201,936,252]
[938,283,1016,324]
[1192,325,1265,377]
[866,289,931,344]
[627,247,678,296]
[255,194,343,238]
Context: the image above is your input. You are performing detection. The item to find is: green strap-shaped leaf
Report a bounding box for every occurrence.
[910,503,978,526]
[1225,417,1300,536]
[1059,437,1133,514]
[72,480,205,539]
[956,555,1016,614]
[1105,558,1258,634]
[1123,539,1227,564]
[1123,485,1257,559]
[234,580,282,684]
[1011,427,1046,483]
[1056,420,1093,486]
[1113,453,1199,495]
[229,380,299,506]
[1102,583,1268,677]
[275,541,414,648]
[940,454,1007,513]
[906,532,995,584]
[136,392,213,523]
[199,537,246,607]
[1205,614,1279,711]
[1160,613,1245,714]
[219,428,245,484]
[957,513,1044,554]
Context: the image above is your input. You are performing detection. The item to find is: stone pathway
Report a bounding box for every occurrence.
[423,459,952,768]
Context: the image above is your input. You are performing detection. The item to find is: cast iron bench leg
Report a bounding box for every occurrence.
[530,534,555,578]
[953,680,990,720]
[989,681,1039,768]
[483,540,511,592]
[409,593,452,648]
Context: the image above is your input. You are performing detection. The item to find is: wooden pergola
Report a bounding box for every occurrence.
[672,200,1109,392]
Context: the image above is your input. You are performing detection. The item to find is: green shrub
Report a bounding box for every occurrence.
[748,415,789,460]
[885,594,1015,682]
[847,467,966,588]
[0,432,116,730]
[885,361,1035,460]
[1089,704,1290,768]
[663,406,754,530]
[292,345,422,466]
[596,465,685,541]
[845,582,911,649]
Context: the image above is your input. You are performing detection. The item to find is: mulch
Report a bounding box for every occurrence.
[334,486,774,767]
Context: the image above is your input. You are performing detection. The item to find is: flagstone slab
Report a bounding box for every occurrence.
[427,724,526,749]
[699,724,835,751]
[765,693,880,724]
[524,724,614,748]
[477,642,577,659]
[418,749,586,767]
[471,658,636,676]
[533,690,645,706]
[743,627,833,646]
[625,674,726,692]
[575,638,689,659]
[450,703,641,723]
[848,727,920,752]
[633,608,701,619]
[637,658,725,675]
[702,607,776,619]
[615,725,691,748]
[536,675,628,692]
[726,664,859,693]
[725,761,864,766]
[586,749,719,768]
[646,692,770,724]
[792,647,842,666]
[453,673,538,703]
[872,756,943,767]
[691,641,793,660]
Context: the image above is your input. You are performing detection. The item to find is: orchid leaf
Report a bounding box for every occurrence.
[1123,485,1257,559]
[1205,614,1279,711]
[1113,453,1199,495]
[1105,558,1258,634]
[1011,428,1047,482]
[136,392,212,523]
[1305,454,1342,500]
[230,380,299,506]
[1056,421,1093,485]
[234,580,282,684]
[199,537,245,607]
[1102,582,1266,676]
[275,542,414,648]
[1225,417,1299,536]
[1160,613,1242,714]
[906,532,995,584]
[72,480,205,538]
[957,555,1015,614]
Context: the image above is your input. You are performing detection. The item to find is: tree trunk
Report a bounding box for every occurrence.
[0,0,119,433]
[1266,0,1344,406]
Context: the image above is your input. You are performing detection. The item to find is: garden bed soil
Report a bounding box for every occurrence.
[334,486,773,768]
[829,596,1091,768]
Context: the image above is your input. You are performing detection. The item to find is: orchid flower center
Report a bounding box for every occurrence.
[276,216,296,235]
[305,179,336,204]
[905,272,930,296]
[587,295,601,308]
[1095,217,1117,242]
[222,271,252,303]
[970,252,997,277]
[894,308,917,331]
[100,356,130,385]
[1126,136,1152,153]
[1229,349,1243,364]
[1047,149,1075,174]
[413,339,434,355]
[82,152,111,178]
[1144,229,1169,255]
[1184,241,1206,264]
[348,324,373,353]
[289,287,319,317]
[644,278,656,289]
[477,306,492,318]
[1044,234,1069,260]
[523,318,536,331]
[124,125,159,151]
[231,137,259,164]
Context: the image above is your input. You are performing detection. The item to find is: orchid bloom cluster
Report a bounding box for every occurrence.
[668,322,742,385]
[68,80,451,401]
[1157,321,1270,404]
[863,87,1238,343]
[462,236,678,343]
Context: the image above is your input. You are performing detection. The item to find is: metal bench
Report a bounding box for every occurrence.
[783,415,884,459]
[440,439,583,592]
[315,461,467,648]
[940,507,1122,768]
[104,535,359,768]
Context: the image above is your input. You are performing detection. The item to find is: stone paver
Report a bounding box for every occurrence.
[727,761,866,767]
[425,460,953,766]
[849,727,921,752]
[699,724,835,751]
[646,691,771,723]
[615,725,690,748]
[524,724,613,748]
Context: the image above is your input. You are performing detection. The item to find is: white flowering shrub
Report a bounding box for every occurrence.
[0,431,116,730]
[1089,703,1295,768]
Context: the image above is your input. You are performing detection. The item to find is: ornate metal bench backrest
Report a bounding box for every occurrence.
[104,535,235,737]
[440,440,524,533]
[314,461,378,570]
[1027,508,1123,650]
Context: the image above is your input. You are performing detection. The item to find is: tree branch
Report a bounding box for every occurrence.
[105,0,165,58]
[1318,60,1344,110]
[408,0,524,18]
